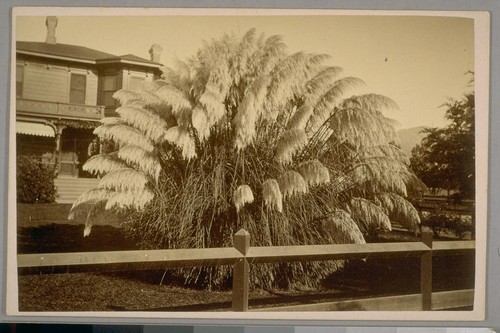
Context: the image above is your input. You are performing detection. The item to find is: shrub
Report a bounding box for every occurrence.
[422,212,472,239]
[17,155,57,203]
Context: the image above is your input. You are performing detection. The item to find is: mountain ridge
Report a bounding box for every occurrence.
[397,126,426,156]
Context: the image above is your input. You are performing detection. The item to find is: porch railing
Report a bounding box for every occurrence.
[17,97,105,120]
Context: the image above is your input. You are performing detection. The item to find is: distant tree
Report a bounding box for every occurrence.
[70,29,422,289]
[410,92,475,199]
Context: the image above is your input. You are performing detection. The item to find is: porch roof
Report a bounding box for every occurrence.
[16,121,55,137]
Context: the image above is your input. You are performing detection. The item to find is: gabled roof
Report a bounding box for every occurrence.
[17,41,161,68]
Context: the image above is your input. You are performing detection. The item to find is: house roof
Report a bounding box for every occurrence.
[17,41,161,67]
[97,54,162,66]
[17,41,116,61]
[119,54,161,65]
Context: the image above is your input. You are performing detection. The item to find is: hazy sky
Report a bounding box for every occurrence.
[16,14,475,129]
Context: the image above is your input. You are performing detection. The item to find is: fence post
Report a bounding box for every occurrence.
[420,230,433,310]
[232,229,250,311]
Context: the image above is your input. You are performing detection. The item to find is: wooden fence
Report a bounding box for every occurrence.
[17,229,475,312]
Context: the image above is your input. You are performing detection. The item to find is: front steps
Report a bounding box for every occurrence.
[54,176,100,204]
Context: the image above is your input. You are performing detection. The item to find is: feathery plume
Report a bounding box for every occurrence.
[154,84,193,123]
[376,193,421,231]
[105,189,154,210]
[308,77,365,134]
[321,209,366,244]
[100,117,126,126]
[262,179,283,213]
[342,94,399,115]
[277,171,308,199]
[304,66,344,105]
[286,105,314,130]
[191,106,210,140]
[94,124,154,152]
[98,168,149,192]
[83,224,92,237]
[164,126,197,160]
[350,198,392,232]
[83,154,128,176]
[113,90,142,106]
[199,83,226,125]
[234,93,257,150]
[117,146,161,181]
[275,129,308,164]
[69,188,112,219]
[115,106,171,143]
[233,185,254,212]
[298,160,330,186]
[135,88,164,106]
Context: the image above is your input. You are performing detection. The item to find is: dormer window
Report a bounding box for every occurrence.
[69,73,86,104]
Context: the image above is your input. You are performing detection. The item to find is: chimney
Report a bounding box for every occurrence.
[45,16,58,44]
[149,44,162,63]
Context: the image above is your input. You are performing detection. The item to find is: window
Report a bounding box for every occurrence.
[69,73,86,104]
[102,75,117,107]
[129,76,145,91]
[16,65,24,98]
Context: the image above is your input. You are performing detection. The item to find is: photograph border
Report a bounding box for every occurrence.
[1,3,496,328]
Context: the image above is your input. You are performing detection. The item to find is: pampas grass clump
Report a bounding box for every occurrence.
[71,28,423,289]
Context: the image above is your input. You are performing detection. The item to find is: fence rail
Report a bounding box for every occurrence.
[17,229,475,312]
[254,289,475,312]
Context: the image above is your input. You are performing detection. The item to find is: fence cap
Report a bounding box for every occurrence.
[421,229,433,248]
[235,229,250,236]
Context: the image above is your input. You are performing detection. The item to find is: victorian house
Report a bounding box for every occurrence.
[16,16,163,202]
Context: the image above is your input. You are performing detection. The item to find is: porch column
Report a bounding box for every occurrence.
[53,124,65,176]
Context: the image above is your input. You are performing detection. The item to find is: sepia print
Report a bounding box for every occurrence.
[7,8,489,321]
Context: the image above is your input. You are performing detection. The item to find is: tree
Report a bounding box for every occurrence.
[70,29,422,289]
[410,93,475,199]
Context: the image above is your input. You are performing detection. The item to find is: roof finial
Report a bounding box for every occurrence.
[45,16,58,44]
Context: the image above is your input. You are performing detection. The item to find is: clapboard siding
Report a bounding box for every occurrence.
[20,61,99,106]
[18,58,159,112]
[23,63,68,103]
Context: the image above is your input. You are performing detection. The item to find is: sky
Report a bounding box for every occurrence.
[15,13,475,129]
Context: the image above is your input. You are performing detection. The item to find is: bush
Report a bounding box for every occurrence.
[422,213,473,239]
[17,155,57,203]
